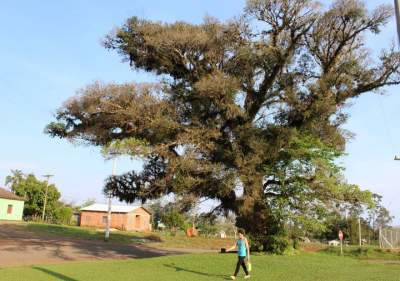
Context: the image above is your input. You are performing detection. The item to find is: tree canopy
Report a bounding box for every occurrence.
[6,170,60,219]
[46,0,399,251]
[5,170,73,224]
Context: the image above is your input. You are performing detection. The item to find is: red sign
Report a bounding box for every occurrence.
[338,230,344,241]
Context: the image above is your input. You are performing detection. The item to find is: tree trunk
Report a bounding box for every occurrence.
[235,173,267,250]
[235,172,289,253]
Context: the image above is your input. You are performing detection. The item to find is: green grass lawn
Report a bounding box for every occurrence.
[323,245,400,261]
[24,222,234,249]
[1,252,399,281]
[25,223,161,243]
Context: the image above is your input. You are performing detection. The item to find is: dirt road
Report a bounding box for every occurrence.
[0,223,179,267]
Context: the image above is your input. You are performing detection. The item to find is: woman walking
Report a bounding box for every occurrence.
[226,229,251,279]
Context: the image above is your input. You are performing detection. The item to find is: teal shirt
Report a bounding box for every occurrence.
[237,239,247,257]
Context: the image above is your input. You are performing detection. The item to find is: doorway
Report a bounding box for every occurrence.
[135,215,140,229]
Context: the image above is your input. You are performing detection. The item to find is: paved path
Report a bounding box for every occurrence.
[0,223,180,267]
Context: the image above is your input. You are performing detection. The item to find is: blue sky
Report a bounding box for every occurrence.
[0,1,399,224]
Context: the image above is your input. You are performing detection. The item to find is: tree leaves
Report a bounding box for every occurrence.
[46,0,397,250]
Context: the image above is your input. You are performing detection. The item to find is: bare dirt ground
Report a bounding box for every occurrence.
[0,223,182,268]
[300,242,326,253]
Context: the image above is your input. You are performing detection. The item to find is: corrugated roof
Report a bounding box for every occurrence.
[0,187,25,201]
[80,203,141,213]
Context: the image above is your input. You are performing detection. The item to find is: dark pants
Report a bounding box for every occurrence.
[234,256,249,276]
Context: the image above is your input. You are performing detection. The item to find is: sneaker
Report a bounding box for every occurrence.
[244,275,251,279]
[230,276,236,280]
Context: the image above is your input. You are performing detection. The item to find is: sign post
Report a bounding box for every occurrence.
[339,230,344,255]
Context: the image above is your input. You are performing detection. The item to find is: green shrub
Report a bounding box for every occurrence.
[293,238,299,249]
[52,205,74,225]
[263,235,290,254]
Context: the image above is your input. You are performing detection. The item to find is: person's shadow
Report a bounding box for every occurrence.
[33,267,79,281]
[164,263,231,280]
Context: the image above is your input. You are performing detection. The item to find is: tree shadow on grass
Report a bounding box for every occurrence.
[33,267,79,281]
[164,263,231,280]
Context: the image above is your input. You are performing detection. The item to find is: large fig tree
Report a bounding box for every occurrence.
[47,0,400,251]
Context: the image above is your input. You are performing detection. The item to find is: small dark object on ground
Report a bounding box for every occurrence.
[220,248,237,254]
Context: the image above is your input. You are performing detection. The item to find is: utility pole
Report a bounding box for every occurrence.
[358,217,362,247]
[42,174,54,221]
[394,2,400,162]
[395,0,400,44]
[105,157,117,241]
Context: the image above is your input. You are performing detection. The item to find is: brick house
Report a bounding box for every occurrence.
[80,203,152,231]
[0,187,24,221]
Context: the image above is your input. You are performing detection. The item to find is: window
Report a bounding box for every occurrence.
[7,205,13,214]
[102,216,108,224]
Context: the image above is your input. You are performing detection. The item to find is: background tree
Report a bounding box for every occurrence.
[160,204,187,235]
[369,194,393,229]
[310,192,395,245]
[5,171,74,224]
[6,171,60,219]
[195,213,218,237]
[53,201,74,225]
[46,0,400,252]
[321,215,373,245]
[5,169,24,187]
[147,200,164,230]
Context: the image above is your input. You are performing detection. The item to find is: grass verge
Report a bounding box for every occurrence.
[323,245,400,261]
[9,222,234,249]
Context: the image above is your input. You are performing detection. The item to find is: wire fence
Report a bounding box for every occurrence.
[379,227,400,249]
